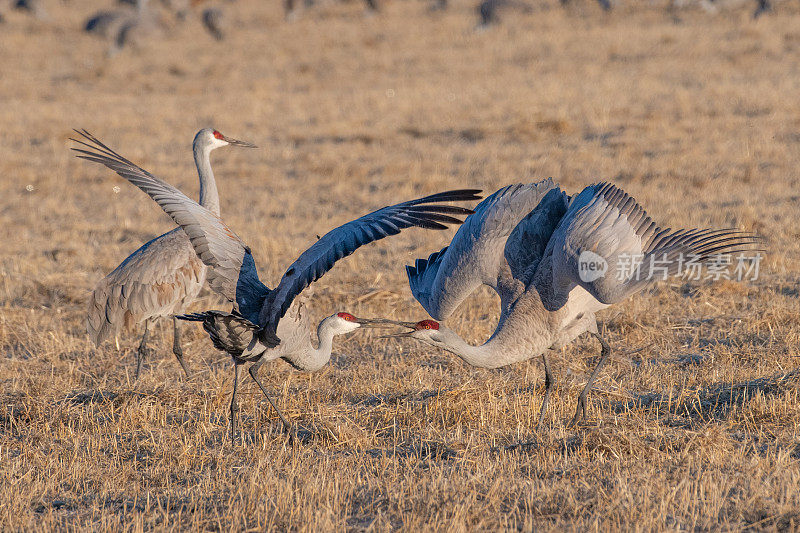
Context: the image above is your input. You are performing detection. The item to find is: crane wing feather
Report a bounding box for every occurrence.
[406,179,566,319]
[549,182,761,304]
[259,190,482,336]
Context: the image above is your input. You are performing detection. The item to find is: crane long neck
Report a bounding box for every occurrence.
[434,288,559,369]
[281,318,337,372]
[431,323,550,369]
[194,142,220,216]
[435,332,501,369]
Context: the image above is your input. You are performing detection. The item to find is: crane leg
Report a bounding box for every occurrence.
[230,363,241,442]
[569,332,611,427]
[535,351,555,430]
[248,359,293,435]
[134,320,152,380]
[171,317,191,378]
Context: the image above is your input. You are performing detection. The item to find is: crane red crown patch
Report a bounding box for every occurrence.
[213,130,224,140]
[416,320,439,330]
[337,312,356,322]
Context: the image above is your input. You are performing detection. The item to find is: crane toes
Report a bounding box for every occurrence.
[287,425,318,446]
[173,351,191,379]
[568,395,588,427]
[133,346,155,380]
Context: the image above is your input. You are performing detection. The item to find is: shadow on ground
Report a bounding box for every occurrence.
[613,369,800,424]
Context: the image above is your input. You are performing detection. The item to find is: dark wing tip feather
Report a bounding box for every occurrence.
[71,129,141,168]
[267,192,479,326]
[404,211,465,226]
[405,189,483,205]
[408,205,476,216]
[407,219,449,230]
[651,229,764,268]
[591,184,766,260]
[176,313,207,322]
[422,213,469,225]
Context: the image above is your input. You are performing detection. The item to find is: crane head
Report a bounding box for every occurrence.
[212,129,257,148]
[196,128,257,150]
[324,312,400,336]
[414,320,440,330]
[378,319,443,341]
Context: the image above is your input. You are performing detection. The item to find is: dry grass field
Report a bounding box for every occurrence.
[2,0,800,529]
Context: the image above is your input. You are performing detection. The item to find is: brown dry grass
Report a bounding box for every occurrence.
[2,0,800,530]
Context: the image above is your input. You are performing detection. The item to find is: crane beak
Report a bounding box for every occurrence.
[353,317,408,328]
[224,136,257,148]
[363,318,419,339]
[379,330,416,339]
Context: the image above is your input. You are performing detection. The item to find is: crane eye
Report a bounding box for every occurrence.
[213,130,224,140]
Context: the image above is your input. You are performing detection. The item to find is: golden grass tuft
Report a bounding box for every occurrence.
[1,0,800,529]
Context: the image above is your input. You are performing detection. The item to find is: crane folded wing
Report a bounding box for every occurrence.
[178,311,260,359]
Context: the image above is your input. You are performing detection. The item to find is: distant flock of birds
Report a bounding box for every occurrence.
[83,0,226,54]
[291,0,783,25]
[72,128,760,440]
[0,0,788,54]
[1,0,225,53]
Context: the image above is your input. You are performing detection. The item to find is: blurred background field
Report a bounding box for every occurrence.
[1,0,800,529]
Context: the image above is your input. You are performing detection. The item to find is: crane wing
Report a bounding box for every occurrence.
[548,182,761,305]
[406,179,567,320]
[259,190,482,337]
[71,130,269,324]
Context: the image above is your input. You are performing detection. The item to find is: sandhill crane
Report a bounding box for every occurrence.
[71,130,481,440]
[84,0,145,37]
[752,0,771,17]
[12,0,48,19]
[85,0,164,54]
[476,0,532,28]
[380,179,760,427]
[85,128,255,380]
[284,0,377,20]
[671,0,775,17]
[201,7,224,40]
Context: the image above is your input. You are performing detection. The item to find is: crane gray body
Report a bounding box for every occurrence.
[87,227,206,352]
